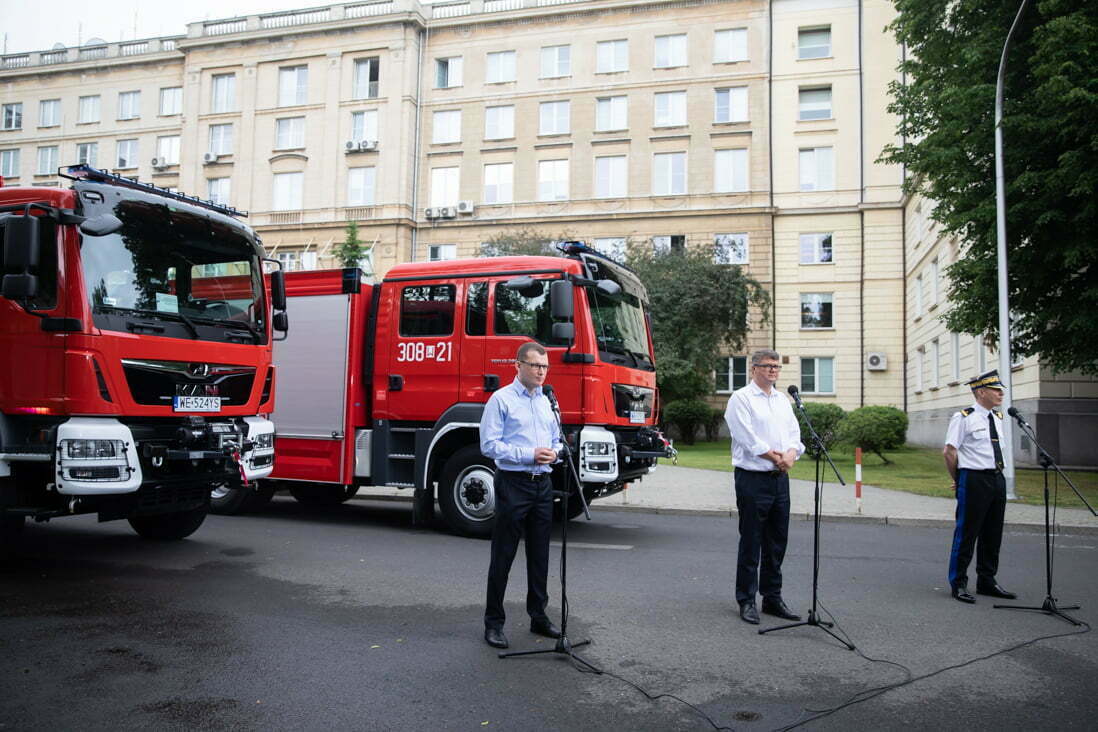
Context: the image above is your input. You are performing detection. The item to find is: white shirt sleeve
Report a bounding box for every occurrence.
[944,412,965,448]
[724,392,771,458]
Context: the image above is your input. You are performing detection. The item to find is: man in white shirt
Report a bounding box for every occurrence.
[724,349,805,625]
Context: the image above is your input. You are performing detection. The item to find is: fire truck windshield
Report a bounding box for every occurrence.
[80,197,265,343]
[583,257,654,371]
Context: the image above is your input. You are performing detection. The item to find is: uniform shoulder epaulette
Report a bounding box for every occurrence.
[992,409,1003,419]
[960,407,974,417]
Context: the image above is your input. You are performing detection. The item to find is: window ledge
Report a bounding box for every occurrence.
[797,116,835,123]
[799,261,834,266]
[595,70,629,76]
[929,386,941,391]
[800,327,835,331]
[947,380,961,387]
[594,128,628,134]
[75,121,100,126]
[536,133,571,140]
[653,64,688,70]
[539,75,572,80]
[714,59,749,66]
[37,124,60,129]
[713,120,750,127]
[485,80,517,86]
[796,55,834,62]
[914,389,924,395]
[928,303,939,311]
[116,117,140,122]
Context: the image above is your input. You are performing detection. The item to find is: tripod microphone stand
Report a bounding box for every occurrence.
[760,386,853,649]
[499,385,602,672]
[994,408,1096,625]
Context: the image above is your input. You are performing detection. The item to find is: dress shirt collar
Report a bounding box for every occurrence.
[509,376,543,399]
[746,380,780,399]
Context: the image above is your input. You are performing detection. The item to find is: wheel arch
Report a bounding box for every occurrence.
[423,403,486,497]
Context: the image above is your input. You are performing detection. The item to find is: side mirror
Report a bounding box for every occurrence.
[78,214,123,237]
[596,279,622,297]
[550,280,573,319]
[270,269,287,311]
[502,275,543,298]
[551,321,574,343]
[2,273,39,299]
[4,215,41,270]
[272,310,288,334]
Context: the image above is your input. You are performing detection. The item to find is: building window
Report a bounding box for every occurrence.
[401,284,456,337]
[654,34,687,68]
[596,39,628,73]
[798,27,831,59]
[37,146,58,175]
[279,65,309,107]
[430,167,459,208]
[715,87,748,123]
[653,235,686,254]
[209,124,234,155]
[799,147,834,191]
[156,136,180,165]
[272,172,304,210]
[537,159,569,201]
[930,258,940,306]
[2,103,23,130]
[429,244,457,261]
[159,87,182,116]
[595,155,627,198]
[353,58,379,99]
[539,101,570,135]
[38,99,60,127]
[799,233,833,264]
[595,96,628,131]
[208,177,231,205]
[915,346,926,392]
[716,355,748,392]
[951,332,961,382]
[653,151,687,195]
[436,56,463,88]
[275,117,305,149]
[77,96,100,124]
[541,45,571,78]
[799,87,832,120]
[975,335,987,372]
[347,167,377,206]
[211,74,235,113]
[714,233,748,265]
[801,293,833,329]
[115,139,138,169]
[484,105,514,140]
[76,142,98,166]
[277,251,299,272]
[486,51,517,83]
[0,149,19,177]
[654,91,687,127]
[714,149,748,193]
[483,162,514,204]
[801,357,835,394]
[930,338,941,388]
[432,110,462,144]
[592,237,627,261]
[351,110,379,142]
[914,273,924,316]
[714,28,748,63]
[117,90,141,120]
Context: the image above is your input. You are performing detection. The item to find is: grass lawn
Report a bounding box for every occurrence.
[671,441,1098,509]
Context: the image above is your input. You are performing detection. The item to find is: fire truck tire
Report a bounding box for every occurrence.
[127,507,208,541]
[209,483,276,515]
[288,484,356,506]
[438,446,496,539]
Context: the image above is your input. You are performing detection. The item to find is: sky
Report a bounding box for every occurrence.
[2,0,348,54]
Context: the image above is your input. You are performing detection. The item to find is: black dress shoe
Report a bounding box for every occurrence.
[484,627,509,649]
[740,602,760,625]
[952,586,976,604]
[530,619,561,639]
[977,581,1017,599]
[761,598,802,621]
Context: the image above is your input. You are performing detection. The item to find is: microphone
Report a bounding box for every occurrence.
[787,384,803,409]
[1007,406,1029,426]
[542,384,560,413]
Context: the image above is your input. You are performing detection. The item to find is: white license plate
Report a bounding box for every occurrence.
[173,395,222,413]
[629,410,646,424]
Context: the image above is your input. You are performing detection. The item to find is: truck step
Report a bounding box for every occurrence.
[387,453,415,460]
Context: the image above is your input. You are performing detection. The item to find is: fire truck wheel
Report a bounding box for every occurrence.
[127,507,208,541]
[209,483,276,515]
[288,484,356,506]
[439,445,496,539]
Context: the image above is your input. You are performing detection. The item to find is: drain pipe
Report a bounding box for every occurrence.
[409,21,428,263]
[768,0,776,349]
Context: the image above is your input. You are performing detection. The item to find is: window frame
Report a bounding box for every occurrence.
[654,34,688,68]
[159,87,182,116]
[800,292,834,329]
[274,117,306,150]
[713,28,748,64]
[799,146,835,191]
[115,138,139,169]
[714,233,749,265]
[211,73,236,114]
[117,90,141,121]
[714,148,749,193]
[715,355,749,393]
[483,162,514,205]
[798,86,833,121]
[77,95,100,124]
[594,155,627,198]
[540,45,571,78]
[799,233,834,264]
[653,91,687,127]
[652,151,687,196]
[486,50,517,84]
[278,65,309,107]
[2,102,23,130]
[596,39,629,74]
[800,356,835,394]
[538,100,571,136]
[484,105,515,140]
[798,27,832,60]
[347,166,377,206]
[436,56,464,88]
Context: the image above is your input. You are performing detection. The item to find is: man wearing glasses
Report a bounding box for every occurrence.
[480,341,563,649]
[724,349,805,625]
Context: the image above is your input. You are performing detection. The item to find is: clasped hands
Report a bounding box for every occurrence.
[762,449,797,473]
[533,447,558,465]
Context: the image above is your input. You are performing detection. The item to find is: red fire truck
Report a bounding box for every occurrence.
[0,165,286,547]
[211,244,671,537]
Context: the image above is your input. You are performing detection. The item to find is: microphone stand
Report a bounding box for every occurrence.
[760,394,853,649]
[994,411,1096,625]
[499,389,601,672]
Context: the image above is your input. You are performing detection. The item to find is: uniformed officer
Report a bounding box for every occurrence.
[943,370,1017,604]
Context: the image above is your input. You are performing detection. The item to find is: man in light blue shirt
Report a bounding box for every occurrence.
[480,341,563,649]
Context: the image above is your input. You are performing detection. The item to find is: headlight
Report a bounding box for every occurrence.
[64,439,125,459]
[584,442,612,456]
[253,432,274,450]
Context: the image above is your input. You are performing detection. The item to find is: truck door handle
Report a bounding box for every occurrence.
[483,374,500,392]
[389,375,403,391]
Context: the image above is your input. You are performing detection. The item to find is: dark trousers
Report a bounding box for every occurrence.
[948,468,1006,589]
[485,470,552,630]
[733,468,791,605]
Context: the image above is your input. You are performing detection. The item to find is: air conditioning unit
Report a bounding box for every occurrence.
[344,140,359,153]
[440,206,458,219]
[360,139,379,152]
[456,200,475,215]
[424,207,440,219]
[202,151,220,165]
[150,157,166,169]
[865,352,888,371]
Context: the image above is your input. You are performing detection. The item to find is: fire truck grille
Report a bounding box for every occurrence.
[121,359,256,407]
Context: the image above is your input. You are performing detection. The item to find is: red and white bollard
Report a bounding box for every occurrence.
[854,447,863,514]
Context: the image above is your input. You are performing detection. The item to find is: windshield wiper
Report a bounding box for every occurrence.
[186,314,261,343]
[95,305,199,338]
[598,341,634,365]
[629,350,655,371]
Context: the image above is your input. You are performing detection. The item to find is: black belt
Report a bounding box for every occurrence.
[499,469,551,481]
[735,467,783,478]
[962,468,1002,474]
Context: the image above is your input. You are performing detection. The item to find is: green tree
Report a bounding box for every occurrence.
[334,220,372,272]
[480,227,574,257]
[882,0,1098,374]
[627,240,770,403]
[836,406,908,464]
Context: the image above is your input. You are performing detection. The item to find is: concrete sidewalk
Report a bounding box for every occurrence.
[598,464,1098,533]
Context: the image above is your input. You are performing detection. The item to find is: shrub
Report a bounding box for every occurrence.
[662,399,713,445]
[794,402,846,453]
[703,407,726,442]
[836,405,908,463]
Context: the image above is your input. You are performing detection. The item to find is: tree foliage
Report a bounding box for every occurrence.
[334,220,373,273]
[661,399,712,445]
[627,240,770,403]
[479,227,574,257]
[882,0,1098,374]
[836,406,909,464]
[795,402,847,453]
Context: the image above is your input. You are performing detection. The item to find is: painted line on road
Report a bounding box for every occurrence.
[550,541,633,550]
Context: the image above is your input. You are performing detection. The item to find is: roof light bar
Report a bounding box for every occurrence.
[59,165,248,218]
